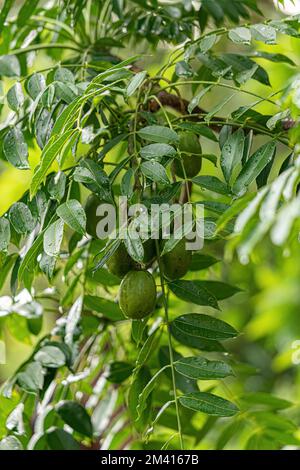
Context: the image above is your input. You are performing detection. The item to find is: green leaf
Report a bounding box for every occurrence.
[188,86,212,114]
[16,0,40,26]
[56,199,86,235]
[251,24,276,44]
[26,72,46,100]
[121,168,134,197]
[46,428,80,450]
[179,392,239,417]
[7,83,24,111]
[84,295,124,320]
[233,141,276,196]
[54,67,75,84]
[0,0,13,31]
[159,346,199,393]
[9,202,35,234]
[140,143,176,160]
[137,366,168,417]
[126,70,147,97]
[55,81,78,103]
[0,217,10,251]
[169,280,219,309]
[239,392,292,410]
[177,122,218,142]
[30,129,76,197]
[175,60,193,78]
[18,231,43,283]
[221,128,245,183]
[73,158,112,202]
[171,325,225,352]
[48,171,67,201]
[57,401,93,437]
[107,362,134,383]
[204,94,235,123]
[128,366,152,431]
[34,345,66,368]
[140,161,170,185]
[43,219,64,257]
[86,267,119,286]
[3,128,29,169]
[174,356,234,380]
[192,175,229,195]
[135,330,160,369]
[228,27,251,44]
[266,110,290,130]
[0,55,20,77]
[171,313,238,340]
[253,51,295,66]
[138,125,179,144]
[198,34,217,53]
[196,280,241,300]
[124,232,144,263]
[17,361,44,394]
[190,253,218,271]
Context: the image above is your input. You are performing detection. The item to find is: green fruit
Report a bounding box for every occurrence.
[85,194,102,238]
[173,132,202,178]
[161,238,192,280]
[107,243,135,278]
[119,270,157,319]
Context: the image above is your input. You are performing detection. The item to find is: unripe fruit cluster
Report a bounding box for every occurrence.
[84,131,201,320]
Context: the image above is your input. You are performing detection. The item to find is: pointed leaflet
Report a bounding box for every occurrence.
[169,280,219,309]
[192,176,229,195]
[174,356,234,380]
[43,219,64,257]
[3,128,29,169]
[18,231,44,283]
[7,83,24,111]
[126,70,147,97]
[34,345,66,368]
[138,125,179,144]
[188,86,212,114]
[0,217,10,251]
[56,401,93,437]
[26,73,46,100]
[30,129,76,197]
[140,143,176,160]
[171,313,238,341]
[233,141,276,196]
[141,161,170,185]
[221,128,245,183]
[9,202,35,234]
[179,392,239,417]
[56,199,86,235]
[84,295,124,321]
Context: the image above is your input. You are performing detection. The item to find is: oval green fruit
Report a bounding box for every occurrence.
[173,132,202,178]
[161,238,192,280]
[107,243,135,278]
[119,270,157,319]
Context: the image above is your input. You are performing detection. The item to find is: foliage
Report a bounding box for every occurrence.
[0,0,300,450]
